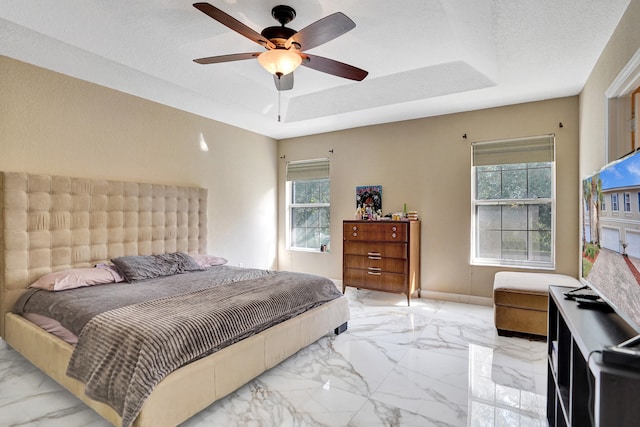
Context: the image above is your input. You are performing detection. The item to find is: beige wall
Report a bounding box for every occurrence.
[1,49,585,301]
[580,0,640,178]
[278,97,579,298]
[0,56,279,269]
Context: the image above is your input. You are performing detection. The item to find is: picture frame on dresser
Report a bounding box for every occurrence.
[355,185,382,211]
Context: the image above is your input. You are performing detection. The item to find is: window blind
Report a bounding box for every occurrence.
[286,158,330,181]
[472,134,555,166]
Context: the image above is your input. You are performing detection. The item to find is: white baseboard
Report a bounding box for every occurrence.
[334,279,493,307]
[419,290,493,307]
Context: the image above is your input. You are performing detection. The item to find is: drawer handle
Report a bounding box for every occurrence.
[392,233,396,238]
[368,267,382,271]
[367,271,382,276]
[367,252,381,257]
[353,233,358,237]
[368,256,382,260]
[352,226,358,231]
[392,226,397,232]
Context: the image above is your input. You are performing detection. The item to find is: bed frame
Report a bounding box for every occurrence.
[0,172,349,426]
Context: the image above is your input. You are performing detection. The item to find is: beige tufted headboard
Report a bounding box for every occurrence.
[0,172,207,337]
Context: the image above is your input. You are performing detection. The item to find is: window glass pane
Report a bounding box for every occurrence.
[501,169,527,199]
[530,230,552,261]
[293,227,311,248]
[528,204,551,230]
[477,165,501,172]
[625,193,631,212]
[528,167,551,198]
[478,230,501,258]
[502,230,527,260]
[319,227,330,246]
[319,180,330,203]
[307,181,320,203]
[306,208,320,228]
[477,205,501,230]
[528,162,550,168]
[292,181,307,204]
[292,207,307,227]
[306,230,320,249]
[318,207,330,227]
[477,171,501,199]
[502,205,527,230]
[502,163,527,170]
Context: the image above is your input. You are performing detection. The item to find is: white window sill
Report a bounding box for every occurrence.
[471,259,555,270]
[288,247,331,254]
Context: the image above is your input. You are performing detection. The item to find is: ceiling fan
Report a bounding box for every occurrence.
[192,2,368,91]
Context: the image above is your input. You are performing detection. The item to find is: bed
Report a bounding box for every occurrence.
[0,172,350,427]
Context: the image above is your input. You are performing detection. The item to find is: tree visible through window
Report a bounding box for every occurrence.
[472,135,555,268]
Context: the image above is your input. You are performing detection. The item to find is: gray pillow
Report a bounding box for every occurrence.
[111,252,202,283]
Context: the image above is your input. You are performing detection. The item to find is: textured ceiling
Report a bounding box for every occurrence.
[0,0,631,139]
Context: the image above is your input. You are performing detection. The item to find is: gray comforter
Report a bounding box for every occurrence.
[14,266,343,427]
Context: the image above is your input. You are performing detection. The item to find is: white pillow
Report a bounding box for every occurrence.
[191,254,228,268]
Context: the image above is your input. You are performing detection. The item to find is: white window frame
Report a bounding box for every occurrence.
[285,159,330,253]
[471,135,556,269]
[625,192,632,212]
[612,193,620,211]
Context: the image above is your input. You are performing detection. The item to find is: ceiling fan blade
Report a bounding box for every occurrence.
[194,52,260,64]
[274,73,294,91]
[301,54,368,81]
[286,12,355,51]
[193,3,275,49]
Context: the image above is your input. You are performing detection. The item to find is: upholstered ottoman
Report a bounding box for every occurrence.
[493,272,580,337]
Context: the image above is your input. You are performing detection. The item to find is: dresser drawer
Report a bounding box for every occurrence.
[344,254,407,274]
[343,241,407,258]
[344,222,407,242]
[344,268,407,293]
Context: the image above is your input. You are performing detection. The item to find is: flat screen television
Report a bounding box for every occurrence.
[582,148,640,334]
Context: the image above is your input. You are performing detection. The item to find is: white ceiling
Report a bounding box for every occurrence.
[0,0,631,139]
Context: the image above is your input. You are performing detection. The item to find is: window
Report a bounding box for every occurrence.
[602,196,606,211]
[625,192,632,212]
[286,159,330,251]
[472,135,555,268]
[612,193,619,211]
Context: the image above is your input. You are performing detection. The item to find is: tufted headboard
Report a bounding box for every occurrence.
[0,172,207,337]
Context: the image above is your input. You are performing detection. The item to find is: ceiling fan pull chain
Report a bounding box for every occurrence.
[277,74,282,122]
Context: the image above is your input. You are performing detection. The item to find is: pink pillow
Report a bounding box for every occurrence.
[29,267,118,291]
[191,254,228,268]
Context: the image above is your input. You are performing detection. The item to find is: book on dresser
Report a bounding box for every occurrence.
[342,220,420,305]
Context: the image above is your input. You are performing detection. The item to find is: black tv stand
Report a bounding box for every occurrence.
[547,286,640,426]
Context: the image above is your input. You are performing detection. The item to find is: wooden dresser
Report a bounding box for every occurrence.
[342,220,421,305]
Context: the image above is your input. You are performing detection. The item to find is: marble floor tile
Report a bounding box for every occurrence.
[0,289,547,426]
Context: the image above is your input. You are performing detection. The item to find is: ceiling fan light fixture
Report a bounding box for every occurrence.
[257,48,302,76]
